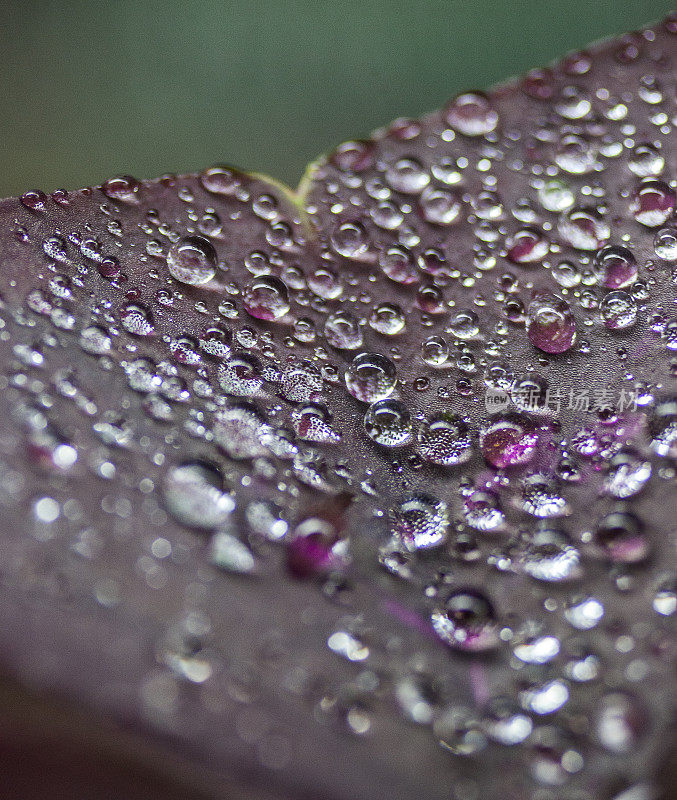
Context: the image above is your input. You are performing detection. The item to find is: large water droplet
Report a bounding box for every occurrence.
[417,412,472,466]
[242,275,290,321]
[120,302,155,336]
[431,589,499,652]
[345,352,397,403]
[445,92,498,136]
[592,511,648,563]
[630,180,675,227]
[167,236,217,285]
[526,292,576,353]
[391,493,448,550]
[217,352,263,396]
[518,528,581,582]
[364,399,412,447]
[600,291,638,330]
[324,311,363,350]
[593,245,638,288]
[163,461,234,528]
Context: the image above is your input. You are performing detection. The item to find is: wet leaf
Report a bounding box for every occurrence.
[0,16,675,800]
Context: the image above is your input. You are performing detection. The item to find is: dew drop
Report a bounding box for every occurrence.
[558,207,610,250]
[600,291,637,330]
[242,275,290,321]
[120,302,155,336]
[445,92,498,136]
[417,412,472,466]
[385,157,430,194]
[592,511,648,563]
[364,399,412,447]
[167,236,217,286]
[630,180,676,227]
[101,175,141,204]
[324,311,363,350]
[526,292,576,353]
[331,221,369,258]
[345,352,397,403]
[217,352,263,396]
[431,589,499,652]
[163,461,234,529]
[480,416,538,468]
[518,528,581,582]
[391,493,448,550]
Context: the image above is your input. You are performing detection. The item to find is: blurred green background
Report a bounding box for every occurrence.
[0,1,670,197]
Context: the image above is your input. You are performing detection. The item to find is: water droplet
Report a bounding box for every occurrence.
[345,352,397,403]
[419,187,461,225]
[653,575,676,616]
[649,399,677,458]
[329,140,375,172]
[480,416,538,468]
[433,707,487,755]
[369,302,405,335]
[529,726,583,785]
[558,207,610,250]
[157,613,212,682]
[331,221,369,258]
[199,326,232,359]
[292,402,341,443]
[210,531,256,573]
[483,697,533,745]
[445,92,498,136]
[593,245,638,288]
[521,679,569,715]
[213,403,268,459]
[167,236,217,286]
[592,511,648,563]
[286,509,350,578]
[600,291,638,330]
[324,311,363,350]
[521,474,568,517]
[595,692,646,753]
[280,362,322,402]
[421,335,449,366]
[629,143,664,177]
[385,157,430,194]
[417,412,472,466]
[364,399,412,446]
[431,589,499,652]
[630,180,675,227]
[538,179,575,212]
[20,190,48,211]
[518,528,581,581]
[506,228,549,263]
[163,461,234,528]
[565,595,604,629]
[555,135,598,174]
[449,309,480,339]
[120,302,155,336]
[101,175,141,204]
[199,165,243,195]
[80,325,113,355]
[654,226,677,260]
[392,493,448,551]
[378,246,418,284]
[526,292,576,353]
[604,451,651,498]
[217,353,263,396]
[513,627,560,664]
[242,275,290,321]
[308,267,342,300]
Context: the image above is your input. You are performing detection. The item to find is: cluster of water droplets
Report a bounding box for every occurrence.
[2,18,676,798]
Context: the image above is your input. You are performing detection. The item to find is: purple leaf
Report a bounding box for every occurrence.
[0,16,675,800]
